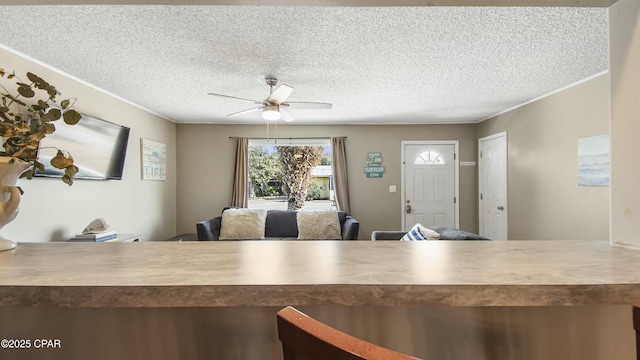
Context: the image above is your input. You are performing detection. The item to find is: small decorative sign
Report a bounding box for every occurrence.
[364,152,385,178]
[367,152,383,166]
[141,138,167,181]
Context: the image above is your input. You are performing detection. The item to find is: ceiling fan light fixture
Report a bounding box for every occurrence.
[263,104,281,120]
[209,78,332,122]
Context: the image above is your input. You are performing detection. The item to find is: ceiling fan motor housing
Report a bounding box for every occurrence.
[266,78,278,88]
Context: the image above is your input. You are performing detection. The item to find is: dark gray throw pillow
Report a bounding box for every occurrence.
[265,210,299,238]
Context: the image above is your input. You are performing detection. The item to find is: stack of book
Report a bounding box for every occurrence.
[72,230,118,242]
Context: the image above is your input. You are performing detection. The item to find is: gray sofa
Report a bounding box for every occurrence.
[371,227,490,240]
[197,209,359,240]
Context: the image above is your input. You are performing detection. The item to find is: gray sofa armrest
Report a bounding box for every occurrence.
[341,216,360,240]
[371,231,406,240]
[196,216,222,241]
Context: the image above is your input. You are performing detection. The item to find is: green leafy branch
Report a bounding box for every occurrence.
[0,68,82,185]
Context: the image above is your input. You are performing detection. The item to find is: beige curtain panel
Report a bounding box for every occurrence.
[331,136,350,214]
[230,137,249,208]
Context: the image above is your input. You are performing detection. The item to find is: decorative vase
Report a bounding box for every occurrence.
[0,157,31,252]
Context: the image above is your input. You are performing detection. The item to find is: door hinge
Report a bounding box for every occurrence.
[454,197,457,204]
[454,153,457,160]
[480,151,483,158]
[480,193,483,200]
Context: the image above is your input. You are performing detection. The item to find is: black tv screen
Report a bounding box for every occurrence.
[35,113,130,180]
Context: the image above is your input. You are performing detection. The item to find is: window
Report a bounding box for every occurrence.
[248,139,334,211]
[414,150,445,165]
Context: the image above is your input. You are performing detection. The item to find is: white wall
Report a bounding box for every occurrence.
[1,46,177,242]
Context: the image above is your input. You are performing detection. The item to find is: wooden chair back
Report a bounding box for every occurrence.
[634,303,640,360]
[276,306,421,360]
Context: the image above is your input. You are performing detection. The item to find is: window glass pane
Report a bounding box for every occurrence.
[248,140,334,211]
[414,150,445,165]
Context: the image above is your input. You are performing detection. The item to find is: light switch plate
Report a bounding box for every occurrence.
[389,185,397,193]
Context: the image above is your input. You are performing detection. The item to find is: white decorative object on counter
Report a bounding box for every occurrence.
[82,218,111,234]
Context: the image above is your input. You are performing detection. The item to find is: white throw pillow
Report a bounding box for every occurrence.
[219,208,267,240]
[401,223,440,241]
[297,210,342,240]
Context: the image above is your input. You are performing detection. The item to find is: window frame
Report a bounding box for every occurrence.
[414,149,446,165]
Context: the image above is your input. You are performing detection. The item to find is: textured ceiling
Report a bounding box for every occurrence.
[0,5,608,125]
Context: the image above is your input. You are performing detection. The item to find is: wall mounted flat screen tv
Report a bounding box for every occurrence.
[34,113,130,180]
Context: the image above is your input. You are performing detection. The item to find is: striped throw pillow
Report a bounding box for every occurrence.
[401,223,440,241]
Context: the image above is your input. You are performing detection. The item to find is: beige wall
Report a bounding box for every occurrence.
[1,46,177,242]
[4,0,633,244]
[610,0,640,248]
[176,123,478,239]
[477,74,610,240]
[178,73,611,241]
[1,45,614,243]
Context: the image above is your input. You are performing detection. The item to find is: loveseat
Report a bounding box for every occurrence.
[196,208,359,240]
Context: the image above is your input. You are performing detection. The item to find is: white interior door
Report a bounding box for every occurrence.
[479,132,508,240]
[402,142,458,231]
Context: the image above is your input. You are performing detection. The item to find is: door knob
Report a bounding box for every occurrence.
[497,206,505,211]
[406,204,412,214]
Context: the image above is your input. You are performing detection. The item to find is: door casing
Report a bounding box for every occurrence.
[478,132,508,240]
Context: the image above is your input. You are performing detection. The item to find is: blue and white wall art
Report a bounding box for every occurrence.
[578,134,610,186]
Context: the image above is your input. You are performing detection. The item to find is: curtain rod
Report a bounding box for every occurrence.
[228,136,345,140]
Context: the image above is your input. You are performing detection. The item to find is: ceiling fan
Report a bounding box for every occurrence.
[208,78,332,122]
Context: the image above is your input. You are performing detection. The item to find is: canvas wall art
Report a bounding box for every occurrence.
[141,138,166,181]
[578,134,609,186]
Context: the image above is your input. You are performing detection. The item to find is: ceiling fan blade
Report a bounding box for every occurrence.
[208,93,262,104]
[268,84,294,104]
[226,106,263,117]
[280,107,296,123]
[282,101,332,109]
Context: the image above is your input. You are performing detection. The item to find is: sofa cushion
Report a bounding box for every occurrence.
[265,210,299,238]
[219,208,267,240]
[297,210,342,240]
[429,226,490,240]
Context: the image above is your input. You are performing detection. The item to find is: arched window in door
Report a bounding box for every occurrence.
[414,150,445,165]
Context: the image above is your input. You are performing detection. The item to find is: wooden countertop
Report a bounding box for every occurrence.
[1,240,640,307]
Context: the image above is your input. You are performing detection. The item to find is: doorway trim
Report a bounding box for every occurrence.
[478,131,508,240]
[401,140,460,231]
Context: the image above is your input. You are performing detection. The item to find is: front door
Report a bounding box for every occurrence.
[402,141,458,231]
[478,132,508,240]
